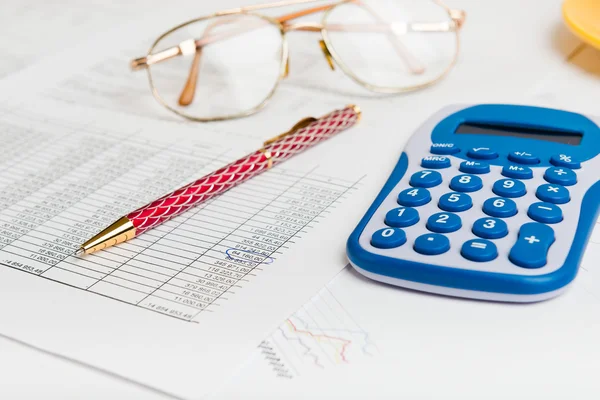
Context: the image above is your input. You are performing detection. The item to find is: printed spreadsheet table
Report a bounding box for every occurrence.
[0,112,358,322]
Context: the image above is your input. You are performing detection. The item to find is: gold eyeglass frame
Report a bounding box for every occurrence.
[131,0,466,122]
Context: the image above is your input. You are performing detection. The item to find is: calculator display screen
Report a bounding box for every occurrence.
[455,123,582,145]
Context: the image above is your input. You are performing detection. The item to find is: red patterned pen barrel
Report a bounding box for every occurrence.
[79,105,361,255]
[128,104,360,234]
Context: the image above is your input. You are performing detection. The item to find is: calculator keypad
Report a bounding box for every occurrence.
[363,140,588,275]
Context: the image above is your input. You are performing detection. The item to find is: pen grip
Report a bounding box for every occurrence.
[127,105,360,234]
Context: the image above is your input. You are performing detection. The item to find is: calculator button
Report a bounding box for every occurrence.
[459,160,490,174]
[502,164,533,179]
[482,197,518,218]
[397,188,431,207]
[449,174,483,192]
[385,207,420,228]
[544,167,577,186]
[535,184,570,204]
[430,143,460,155]
[421,156,451,169]
[550,153,581,169]
[507,151,540,165]
[409,170,442,188]
[438,192,472,212]
[492,179,526,198]
[413,233,450,255]
[472,217,508,239]
[467,147,498,160]
[461,239,498,262]
[527,202,563,224]
[371,227,407,249]
[509,222,555,269]
[426,212,462,233]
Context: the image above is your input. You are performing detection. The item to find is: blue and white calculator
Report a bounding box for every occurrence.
[347,104,600,302]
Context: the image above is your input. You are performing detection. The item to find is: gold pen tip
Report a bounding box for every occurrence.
[75,248,85,256]
[347,104,362,122]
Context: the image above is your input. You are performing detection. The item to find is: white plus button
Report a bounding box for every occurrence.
[555,169,567,176]
[524,236,540,244]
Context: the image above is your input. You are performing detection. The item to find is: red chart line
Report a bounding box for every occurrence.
[286,319,352,363]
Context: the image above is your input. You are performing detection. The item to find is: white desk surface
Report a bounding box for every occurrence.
[1,0,598,399]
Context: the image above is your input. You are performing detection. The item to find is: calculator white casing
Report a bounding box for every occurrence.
[346,104,600,302]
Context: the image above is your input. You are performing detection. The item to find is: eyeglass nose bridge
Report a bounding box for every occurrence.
[281,22,336,73]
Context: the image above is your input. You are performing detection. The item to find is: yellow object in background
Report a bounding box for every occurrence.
[563,0,600,49]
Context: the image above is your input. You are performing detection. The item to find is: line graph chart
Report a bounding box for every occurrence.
[259,278,376,378]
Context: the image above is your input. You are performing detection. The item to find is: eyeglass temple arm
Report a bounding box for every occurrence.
[177,16,247,106]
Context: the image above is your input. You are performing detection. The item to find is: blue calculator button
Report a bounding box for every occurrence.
[509,222,555,269]
[409,170,442,188]
[544,167,577,186]
[385,207,420,228]
[527,202,563,224]
[492,179,526,198]
[507,151,540,165]
[413,233,450,255]
[430,143,460,155]
[461,239,498,262]
[535,184,570,204]
[550,153,581,169]
[472,217,508,239]
[371,227,407,249]
[438,192,472,212]
[449,174,483,192]
[397,188,431,207]
[426,212,462,233]
[501,164,533,179]
[483,197,518,218]
[421,156,451,169]
[459,160,490,174]
[467,147,498,160]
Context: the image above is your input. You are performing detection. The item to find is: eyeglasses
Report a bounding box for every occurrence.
[131,0,465,122]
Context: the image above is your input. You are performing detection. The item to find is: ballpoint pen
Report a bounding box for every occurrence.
[78,104,361,255]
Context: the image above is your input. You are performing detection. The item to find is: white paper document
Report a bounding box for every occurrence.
[0,4,411,394]
[0,91,381,398]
